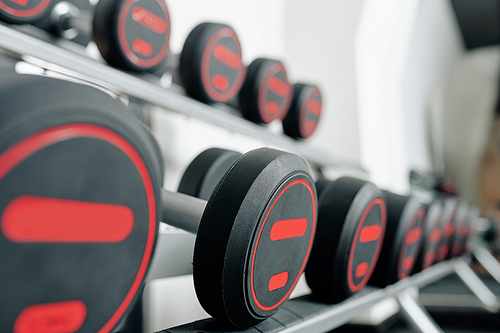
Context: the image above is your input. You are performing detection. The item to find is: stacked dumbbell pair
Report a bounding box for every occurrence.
[0,0,322,139]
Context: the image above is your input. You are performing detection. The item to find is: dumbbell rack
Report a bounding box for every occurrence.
[0,22,499,333]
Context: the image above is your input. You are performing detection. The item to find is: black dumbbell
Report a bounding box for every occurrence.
[305,177,386,302]
[174,147,317,328]
[413,200,445,272]
[450,198,471,257]
[436,196,458,262]
[369,191,425,287]
[0,72,317,330]
[282,83,322,139]
[0,0,52,23]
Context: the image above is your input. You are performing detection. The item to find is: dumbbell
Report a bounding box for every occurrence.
[281,83,322,139]
[0,0,171,72]
[0,72,318,330]
[449,198,471,257]
[436,196,458,261]
[413,200,444,272]
[369,192,425,287]
[305,177,386,302]
[175,147,317,328]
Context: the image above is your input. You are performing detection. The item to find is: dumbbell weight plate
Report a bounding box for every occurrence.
[239,58,293,124]
[180,22,246,104]
[413,200,444,272]
[282,83,322,139]
[305,177,386,302]
[0,0,51,23]
[370,192,425,287]
[93,0,170,72]
[194,149,317,328]
[450,199,470,256]
[437,196,458,261]
[0,73,162,332]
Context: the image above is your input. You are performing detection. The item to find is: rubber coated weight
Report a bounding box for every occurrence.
[450,199,470,256]
[193,148,317,328]
[93,0,170,72]
[178,148,242,201]
[0,73,162,333]
[179,22,246,103]
[305,177,386,303]
[437,196,458,261]
[0,0,51,23]
[282,83,322,139]
[239,58,293,124]
[369,192,425,287]
[413,200,444,272]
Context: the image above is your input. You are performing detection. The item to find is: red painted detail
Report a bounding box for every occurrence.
[438,244,449,259]
[444,221,454,237]
[1,195,133,243]
[131,6,166,34]
[406,227,422,245]
[13,300,86,333]
[132,38,153,57]
[250,179,316,311]
[213,44,241,69]
[458,225,469,236]
[355,262,369,278]
[305,99,321,116]
[402,256,414,271]
[10,0,28,6]
[359,225,381,243]
[265,101,280,115]
[428,228,442,243]
[211,74,230,92]
[424,251,436,267]
[267,76,290,97]
[0,124,157,333]
[268,271,289,291]
[452,244,463,256]
[304,120,317,134]
[270,218,308,241]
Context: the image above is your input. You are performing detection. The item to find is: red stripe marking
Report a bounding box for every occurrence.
[305,99,321,116]
[268,271,289,291]
[132,38,153,57]
[10,0,29,6]
[267,76,290,97]
[359,225,381,243]
[212,74,230,91]
[14,301,86,333]
[424,251,435,266]
[132,6,166,34]
[1,195,133,243]
[438,244,448,258]
[406,227,422,245]
[458,225,469,236]
[213,44,241,69]
[444,221,454,237]
[270,218,308,241]
[265,101,279,115]
[429,228,442,243]
[355,262,369,278]
[402,256,414,271]
[304,120,317,134]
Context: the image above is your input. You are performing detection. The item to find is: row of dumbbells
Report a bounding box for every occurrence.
[0,0,322,139]
[0,64,481,332]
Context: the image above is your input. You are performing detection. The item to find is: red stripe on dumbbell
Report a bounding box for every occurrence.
[212,74,230,91]
[359,225,381,243]
[266,101,279,115]
[267,76,290,97]
[213,44,241,69]
[10,0,28,6]
[132,6,166,34]
[406,227,422,245]
[355,262,369,278]
[132,39,153,57]
[268,271,289,291]
[1,195,133,243]
[429,228,442,243]
[270,218,308,241]
[444,221,454,237]
[402,256,414,271]
[305,99,321,116]
[14,301,87,333]
[424,251,435,266]
[438,244,448,258]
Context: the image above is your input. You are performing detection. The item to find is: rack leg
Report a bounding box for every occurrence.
[472,242,500,285]
[396,289,443,333]
[453,258,500,312]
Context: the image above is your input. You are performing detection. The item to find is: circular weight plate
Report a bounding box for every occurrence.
[193,148,317,328]
[93,0,170,72]
[370,192,425,286]
[450,199,470,256]
[179,22,246,103]
[282,83,322,139]
[305,177,386,303]
[239,58,293,124]
[0,73,161,333]
[0,0,50,23]
[178,148,242,201]
[414,200,444,272]
[437,196,458,261]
